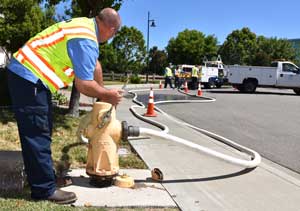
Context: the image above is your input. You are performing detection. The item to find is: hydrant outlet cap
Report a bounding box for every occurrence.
[114,174,135,188]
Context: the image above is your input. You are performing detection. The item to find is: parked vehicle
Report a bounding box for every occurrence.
[226,61,300,94]
[178,56,225,89]
[201,56,225,88]
[178,64,198,89]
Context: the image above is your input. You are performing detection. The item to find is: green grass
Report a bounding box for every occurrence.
[0,189,105,211]
[0,196,178,211]
[1,196,172,211]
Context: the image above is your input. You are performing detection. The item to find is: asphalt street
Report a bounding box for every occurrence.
[139,87,300,174]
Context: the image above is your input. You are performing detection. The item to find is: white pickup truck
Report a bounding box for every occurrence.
[226,61,300,94]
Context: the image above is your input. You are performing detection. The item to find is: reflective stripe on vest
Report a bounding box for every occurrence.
[63,67,74,77]
[18,45,65,90]
[30,26,96,49]
[13,18,98,93]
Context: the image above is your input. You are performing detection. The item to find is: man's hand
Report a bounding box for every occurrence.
[102,88,124,106]
[75,76,124,106]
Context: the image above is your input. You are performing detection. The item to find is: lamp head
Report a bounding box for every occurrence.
[150,21,156,27]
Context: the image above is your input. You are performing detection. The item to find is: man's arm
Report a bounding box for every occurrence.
[75,77,123,106]
[68,39,123,106]
[94,60,104,87]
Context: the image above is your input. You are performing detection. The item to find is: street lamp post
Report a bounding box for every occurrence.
[146,11,156,83]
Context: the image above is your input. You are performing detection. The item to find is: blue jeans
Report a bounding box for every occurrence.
[7,71,56,199]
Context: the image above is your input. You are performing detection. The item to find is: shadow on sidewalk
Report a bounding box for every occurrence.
[135,168,255,184]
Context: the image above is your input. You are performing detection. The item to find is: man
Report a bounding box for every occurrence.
[164,64,173,88]
[7,8,122,204]
[174,65,180,89]
[191,65,199,90]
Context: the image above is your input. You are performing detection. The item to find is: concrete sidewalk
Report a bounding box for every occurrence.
[63,86,300,210]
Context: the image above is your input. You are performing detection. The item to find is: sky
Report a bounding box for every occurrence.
[118,0,300,50]
[56,0,300,50]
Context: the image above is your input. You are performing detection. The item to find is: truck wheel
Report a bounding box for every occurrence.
[236,85,244,92]
[243,80,257,93]
[204,82,213,89]
[293,88,300,95]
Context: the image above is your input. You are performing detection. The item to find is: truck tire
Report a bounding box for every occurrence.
[293,88,300,95]
[216,83,222,88]
[235,84,244,92]
[204,82,213,89]
[243,80,257,93]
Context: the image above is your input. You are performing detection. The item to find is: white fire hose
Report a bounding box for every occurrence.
[127,88,261,169]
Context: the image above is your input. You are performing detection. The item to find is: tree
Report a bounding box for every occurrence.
[0,0,53,56]
[203,35,218,60]
[149,46,168,75]
[99,42,118,72]
[251,36,296,66]
[166,29,218,65]
[252,36,273,66]
[111,26,146,74]
[218,27,257,65]
[269,38,295,62]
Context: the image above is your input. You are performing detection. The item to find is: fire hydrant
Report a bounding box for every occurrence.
[79,102,139,187]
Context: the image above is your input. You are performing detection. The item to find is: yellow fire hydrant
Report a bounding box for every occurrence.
[78,102,139,187]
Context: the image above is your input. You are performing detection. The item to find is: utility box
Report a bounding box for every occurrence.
[0,151,25,193]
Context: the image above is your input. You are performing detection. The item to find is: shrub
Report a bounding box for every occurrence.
[52,92,68,105]
[120,75,129,82]
[129,74,141,84]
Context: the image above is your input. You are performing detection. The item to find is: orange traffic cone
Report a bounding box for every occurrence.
[184,81,189,93]
[197,82,203,96]
[144,87,157,117]
[159,80,162,89]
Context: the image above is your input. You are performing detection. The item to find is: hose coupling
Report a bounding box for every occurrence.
[121,121,140,141]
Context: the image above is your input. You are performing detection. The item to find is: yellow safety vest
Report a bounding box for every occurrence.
[13,17,98,93]
[164,67,173,77]
[192,66,198,77]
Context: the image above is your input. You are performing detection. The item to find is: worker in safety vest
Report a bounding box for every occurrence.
[177,65,184,89]
[191,65,199,90]
[174,66,180,89]
[6,8,122,204]
[164,64,174,88]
